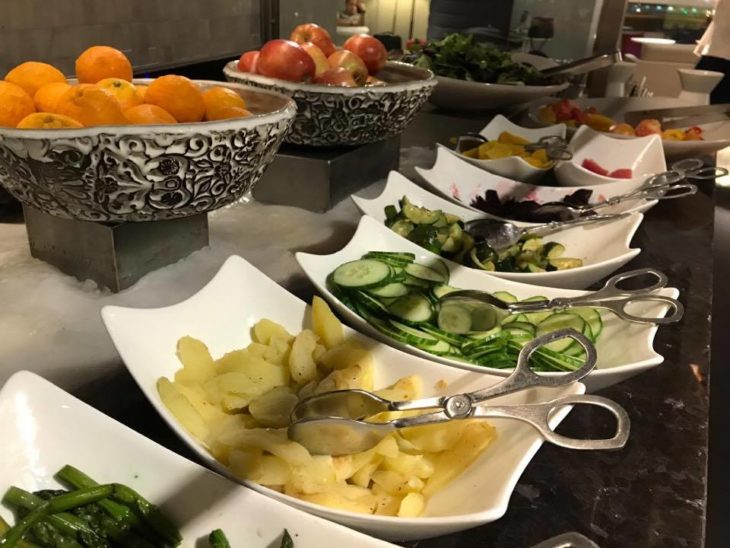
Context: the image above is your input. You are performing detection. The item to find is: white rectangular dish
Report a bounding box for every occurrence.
[0,371,395,548]
[296,216,678,392]
[102,256,584,542]
[352,171,643,289]
[416,146,657,218]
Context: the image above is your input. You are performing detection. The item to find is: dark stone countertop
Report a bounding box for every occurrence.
[67,112,714,548]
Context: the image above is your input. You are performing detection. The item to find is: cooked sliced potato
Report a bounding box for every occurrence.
[157,377,209,440]
[375,375,422,402]
[289,329,319,385]
[287,455,338,495]
[217,428,311,467]
[247,455,291,486]
[263,335,291,366]
[398,492,425,517]
[312,295,344,349]
[253,318,293,345]
[175,336,215,385]
[248,386,298,428]
[400,419,471,453]
[317,338,371,370]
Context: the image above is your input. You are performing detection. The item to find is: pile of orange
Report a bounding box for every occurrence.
[0,46,252,129]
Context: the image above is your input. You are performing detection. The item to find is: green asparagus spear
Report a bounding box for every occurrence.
[0,485,112,547]
[208,529,230,548]
[0,517,37,548]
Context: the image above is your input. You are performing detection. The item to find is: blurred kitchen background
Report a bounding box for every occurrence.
[0,0,716,84]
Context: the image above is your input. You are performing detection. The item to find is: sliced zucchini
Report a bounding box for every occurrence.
[405,263,447,284]
[401,197,442,225]
[437,303,473,334]
[548,257,584,270]
[544,242,565,259]
[527,263,546,273]
[535,313,587,352]
[521,238,543,252]
[388,293,433,324]
[366,282,409,298]
[390,220,414,238]
[333,259,391,289]
[384,205,398,221]
[492,291,518,303]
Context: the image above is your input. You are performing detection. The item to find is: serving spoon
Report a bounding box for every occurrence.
[464,212,628,250]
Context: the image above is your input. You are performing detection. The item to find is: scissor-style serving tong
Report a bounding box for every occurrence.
[288,329,630,456]
[441,267,683,325]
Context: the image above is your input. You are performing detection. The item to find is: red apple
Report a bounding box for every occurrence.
[257,39,315,82]
[300,42,329,77]
[238,50,259,73]
[314,67,358,87]
[344,34,388,75]
[328,50,368,85]
[290,23,336,57]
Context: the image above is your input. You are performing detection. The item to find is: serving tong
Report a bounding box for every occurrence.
[441,267,683,325]
[455,133,574,162]
[288,329,630,456]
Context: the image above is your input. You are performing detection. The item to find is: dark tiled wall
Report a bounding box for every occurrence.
[0,0,261,76]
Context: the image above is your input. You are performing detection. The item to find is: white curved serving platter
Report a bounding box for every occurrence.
[101,256,583,542]
[296,216,678,392]
[0,371,395,548]
[416,146,658,218]
[352,171,643,289]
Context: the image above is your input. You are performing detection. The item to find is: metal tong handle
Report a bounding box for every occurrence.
[525,213,628,238]
[586,183,698,213]
[509,268,684,324]
[470,393,630,450]
[670,158,729,180]
[524,136,573,161]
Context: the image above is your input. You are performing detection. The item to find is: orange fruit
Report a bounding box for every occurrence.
[136,85,148,101]
[75,45,133,83]
[55,84,127,126]
[5,61,66,97]
[34,82,72,112]
[202,86,247,120]
[205,106,252,121]
[144,75,205,123]
[16,112,83,129]
[125,104,177,125]
[0,81,36,127]
[96,78,143,111]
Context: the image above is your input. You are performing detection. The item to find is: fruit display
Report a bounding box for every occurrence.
[237,24,387,87]
[461,131,553,169]
[1,46,252,129]
[581,159,633,179]
[384,197,583,272]
[538,99,704,141]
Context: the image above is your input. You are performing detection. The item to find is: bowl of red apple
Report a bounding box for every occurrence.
[223,24,436,146]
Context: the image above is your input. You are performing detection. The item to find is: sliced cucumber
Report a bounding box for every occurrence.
[388,320,440,347]
[501,313,528,325]
[333,259,391,289]
[568,308,603,340]
[535,313,587,352]
[428,259,450,283]
[492,291,518,303]
[502,321,536,336]
[365,251,416,262]
[403,275,431,288]
[419,324,468,346]
[431,284,459,300]
[429,340,456,355]
[388,294,433,324]
[366,282,409,298]
[405,263,447,284]
[353,290,390,315]
[437,303,473,334]
[470,305,499,331]
[544,242,566,259]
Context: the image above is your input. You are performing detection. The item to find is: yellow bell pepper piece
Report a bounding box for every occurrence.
[585,113,616,132]
[662,129,685,141]
[497,131,530,146]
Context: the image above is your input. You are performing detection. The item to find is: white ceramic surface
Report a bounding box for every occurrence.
[0,371,394,548]
[297,216,679,392]
[416,146,658,219]
[101,256,584,541]
[677,68,724,105]
[554,126,666,188]
[525,97,730,157]
[352,171,643,289]
[429,75,569,112]
[452,115,567,183]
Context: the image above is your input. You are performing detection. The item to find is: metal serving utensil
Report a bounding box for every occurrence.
[288,329,630,456]
[441,268,683,325]
[464,212,628,250]
[455,133,573,161]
